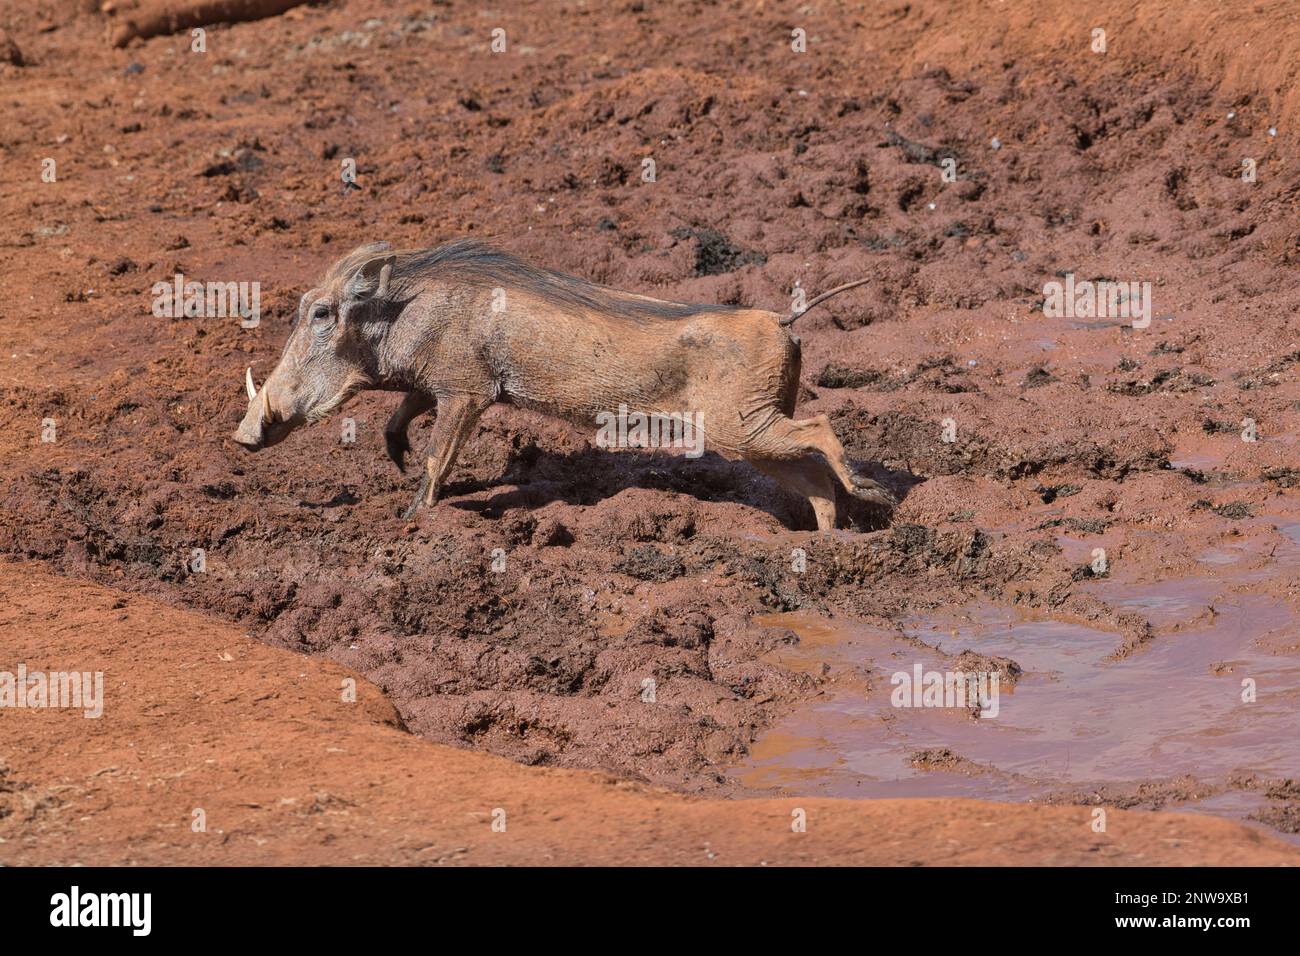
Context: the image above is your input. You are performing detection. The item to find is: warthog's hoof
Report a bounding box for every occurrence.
[849,471,897,508]
[385,430,410,473]
[402,475,444,520]
[402,475,430,519]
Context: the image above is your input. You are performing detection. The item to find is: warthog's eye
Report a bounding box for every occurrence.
[310,303,334,333]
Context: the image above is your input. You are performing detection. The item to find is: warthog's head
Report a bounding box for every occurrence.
[233,243,397,452]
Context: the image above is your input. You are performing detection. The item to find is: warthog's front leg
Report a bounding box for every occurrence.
[402,393,494,519]
[384,390,436,473]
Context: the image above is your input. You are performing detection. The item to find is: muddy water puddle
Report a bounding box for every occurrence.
[731,576,1300,837]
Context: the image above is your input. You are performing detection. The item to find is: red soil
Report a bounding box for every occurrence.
[0,0,1297,863]
[4,561,1295,865]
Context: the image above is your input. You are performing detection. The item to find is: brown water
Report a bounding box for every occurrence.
[732,566,1300,837]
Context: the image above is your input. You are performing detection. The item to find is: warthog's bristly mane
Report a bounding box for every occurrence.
[333,239,740,322]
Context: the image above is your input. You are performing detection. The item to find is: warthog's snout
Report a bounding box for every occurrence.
[232,367,297,451]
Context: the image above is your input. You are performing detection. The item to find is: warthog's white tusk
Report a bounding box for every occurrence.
[245,367,258,399]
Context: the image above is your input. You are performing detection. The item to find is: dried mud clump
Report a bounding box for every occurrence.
[951,651,1023,687]
[614,545,687,582]
[670,227,767,277]
[909,748,989,775]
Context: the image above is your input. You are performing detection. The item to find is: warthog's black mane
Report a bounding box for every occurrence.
[385,239,742,321]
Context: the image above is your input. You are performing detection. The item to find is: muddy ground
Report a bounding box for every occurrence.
[6,560,1297,865]
[0,0,1297,862]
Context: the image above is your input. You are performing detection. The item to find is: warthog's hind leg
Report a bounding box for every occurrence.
[751,457,840,531]
[743,412,897,529]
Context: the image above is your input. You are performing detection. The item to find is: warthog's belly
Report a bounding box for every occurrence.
[494,308,795,451]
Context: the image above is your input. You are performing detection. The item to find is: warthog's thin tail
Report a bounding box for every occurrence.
[779,277,873,327]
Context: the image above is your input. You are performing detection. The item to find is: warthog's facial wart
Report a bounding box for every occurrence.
[231,244,396,452]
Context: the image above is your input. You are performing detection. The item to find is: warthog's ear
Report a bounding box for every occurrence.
[346,253,397,301]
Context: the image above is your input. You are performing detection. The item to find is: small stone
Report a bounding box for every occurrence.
[532,517,572,548]
[0,30,23,67]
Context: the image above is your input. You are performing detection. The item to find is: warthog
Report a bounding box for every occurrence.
[232,239,894,530]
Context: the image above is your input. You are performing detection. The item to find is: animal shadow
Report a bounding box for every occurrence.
[440,445,918,532]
